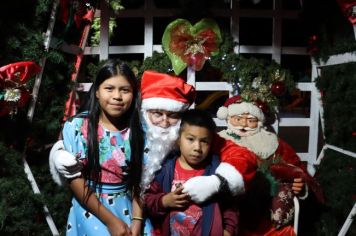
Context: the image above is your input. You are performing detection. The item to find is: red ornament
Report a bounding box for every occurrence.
[307,34,319,55]
[255,99,269,114]
[17,88,31,108]
[0,100,10,116]
[271,81,286,97]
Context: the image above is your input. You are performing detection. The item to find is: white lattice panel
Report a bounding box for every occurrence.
[81,0,318,168]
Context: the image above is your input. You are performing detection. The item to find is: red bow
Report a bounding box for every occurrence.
[0,61,41,87]
[0,61,41,116]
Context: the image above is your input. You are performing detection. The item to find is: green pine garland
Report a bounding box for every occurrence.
[315,62,356,152]
[313,150,356,235]
[137,32,296,116]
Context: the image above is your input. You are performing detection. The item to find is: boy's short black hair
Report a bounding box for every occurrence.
[179,109,217,134]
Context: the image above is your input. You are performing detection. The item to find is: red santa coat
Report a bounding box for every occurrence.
[216,129,323,236]
[213,134,258,192]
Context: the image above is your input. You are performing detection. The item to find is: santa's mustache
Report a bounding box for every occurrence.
[234,126,257,132]
[227,122,260,137]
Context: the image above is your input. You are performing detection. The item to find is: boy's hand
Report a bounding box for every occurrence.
[292,178,304,195]
[161,186,190,209]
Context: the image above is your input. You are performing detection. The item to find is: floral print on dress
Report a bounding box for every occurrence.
[62,117,131,184]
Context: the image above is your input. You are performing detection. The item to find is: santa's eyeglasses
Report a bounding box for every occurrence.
[147,109,180,127]
[229,115,258,128]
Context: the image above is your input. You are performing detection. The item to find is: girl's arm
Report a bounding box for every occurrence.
[130,196,143,236]
[68,177,131,236]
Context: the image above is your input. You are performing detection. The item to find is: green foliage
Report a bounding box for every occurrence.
[0,0,74,234]
[137,51,173,79]
[315,62,356,152]
[313,150,356,235]
[304,0,356,63]
[208,32,295,115]
[138,32,296,117]
[0,142,51,235]
[308,2,356,234]
[90,18,117,46]
[90,0,123,46]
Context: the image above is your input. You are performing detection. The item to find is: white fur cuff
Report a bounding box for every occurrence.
[216,162,245,196]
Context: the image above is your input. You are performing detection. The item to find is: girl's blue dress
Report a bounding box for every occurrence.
[62,117,153,236]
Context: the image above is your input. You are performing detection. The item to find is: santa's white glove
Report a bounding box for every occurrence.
[182,175,220,204]
[216,162,245,196]
[49,140,82,186]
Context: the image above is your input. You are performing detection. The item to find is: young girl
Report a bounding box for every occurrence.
[144,109,238,236]
[61,59,153,236]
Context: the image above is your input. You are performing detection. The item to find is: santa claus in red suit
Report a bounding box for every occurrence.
[183,95,324,236]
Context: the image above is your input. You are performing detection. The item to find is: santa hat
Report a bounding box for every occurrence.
[217,95,265,122]
[141,71,196,112]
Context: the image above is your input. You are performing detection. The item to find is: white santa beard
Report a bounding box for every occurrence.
[140,110,180,194]
[236,129,279,159]
[220,123,279,160]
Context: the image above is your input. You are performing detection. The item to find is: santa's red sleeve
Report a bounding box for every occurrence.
[275,138,306,170]
[213,134,258,195]
[274,138,325,203]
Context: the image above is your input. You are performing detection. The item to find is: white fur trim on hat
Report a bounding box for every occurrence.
[141,97,190,112]
[227,102,264,121]
[217,106,228,120]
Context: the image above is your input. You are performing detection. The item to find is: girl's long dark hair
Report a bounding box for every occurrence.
[80,59,144,199]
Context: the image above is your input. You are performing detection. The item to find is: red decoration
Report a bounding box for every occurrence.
[336,0,356,25]
[162,18,222,75]
[0,61,41,116]
[271,81,286,97]
[255,99,269,114]
[0,61,41,86]
[170,28,218,71]
[59,0,93,29]
[307,34,319,55]
[0,100,10,116]
[17,88,31,108]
